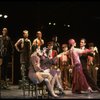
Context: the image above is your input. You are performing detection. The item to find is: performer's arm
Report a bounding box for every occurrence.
[15,39,22,52]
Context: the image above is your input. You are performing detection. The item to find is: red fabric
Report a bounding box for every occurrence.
[72,64,89,93]
[52,50,57,58]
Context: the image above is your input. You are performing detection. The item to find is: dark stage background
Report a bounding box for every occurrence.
[0,1,100,85]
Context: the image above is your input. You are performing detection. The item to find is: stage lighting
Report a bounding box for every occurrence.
[0,14,3,17]
[49,22,51,25]
[4,15,8,18]
[53,23,56,25]
[67,24,70,27]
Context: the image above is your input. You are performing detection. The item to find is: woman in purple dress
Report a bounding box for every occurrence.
[40,42,66,95]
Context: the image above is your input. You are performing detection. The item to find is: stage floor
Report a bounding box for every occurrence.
[0,85,100,99]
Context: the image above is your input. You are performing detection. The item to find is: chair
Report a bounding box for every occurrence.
[22,76,47,99]
[20,64,48,99]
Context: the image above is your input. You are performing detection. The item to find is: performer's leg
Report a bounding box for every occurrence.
[44,78,58,97]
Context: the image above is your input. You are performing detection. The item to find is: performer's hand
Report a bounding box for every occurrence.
[93,47,98,53]
[95,67,99,71]
[57,54,61,58]
[69,68,72,73]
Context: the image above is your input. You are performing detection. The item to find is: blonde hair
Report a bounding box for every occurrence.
[23,30,28,34]
[3,28,7,31]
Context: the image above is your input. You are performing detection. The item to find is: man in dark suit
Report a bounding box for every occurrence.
[79,38,100,92]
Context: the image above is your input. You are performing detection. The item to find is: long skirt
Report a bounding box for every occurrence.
[72,63,89,93]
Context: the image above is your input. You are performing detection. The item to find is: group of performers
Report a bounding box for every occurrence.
[0,28,100,97]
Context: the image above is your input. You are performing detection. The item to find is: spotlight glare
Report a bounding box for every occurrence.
[67,24,70,27]
[0,14,3,17]
[4,15,8,18]
[49,22,51,25]
[53,23,56,25]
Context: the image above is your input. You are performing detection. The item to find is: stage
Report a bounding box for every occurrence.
[0,85,100,99]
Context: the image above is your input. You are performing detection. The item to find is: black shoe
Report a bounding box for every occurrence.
[61,91,67,96]
[59,88,67,96]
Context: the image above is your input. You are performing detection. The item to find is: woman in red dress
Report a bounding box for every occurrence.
[68,39,93,93]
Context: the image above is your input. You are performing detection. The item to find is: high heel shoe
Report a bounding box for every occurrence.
[51,93,59,98]
[88,87,93,93]
[48,90,59,98]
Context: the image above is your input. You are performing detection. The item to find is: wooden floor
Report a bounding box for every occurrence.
[0,85,100,99]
